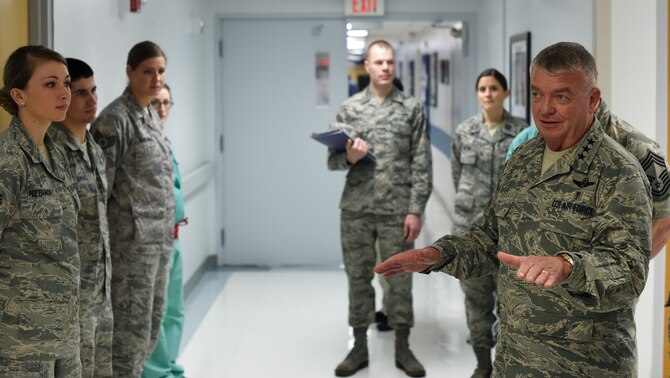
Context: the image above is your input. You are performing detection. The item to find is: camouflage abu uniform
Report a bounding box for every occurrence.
[451,111,526,350]
[328,87,432,328]
[428,119,651,376]
[0,117,82,376]
[91,88,175,377]
[48,123,113,378]
[507,100,670,221]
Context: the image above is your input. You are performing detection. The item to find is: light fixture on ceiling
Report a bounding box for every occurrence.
[347,30,368,38]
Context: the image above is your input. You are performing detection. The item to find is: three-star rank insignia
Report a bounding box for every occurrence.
[640,151,670,199]
[577,137,595,161]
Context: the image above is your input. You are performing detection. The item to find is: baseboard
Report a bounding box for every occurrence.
[184,254,218,300]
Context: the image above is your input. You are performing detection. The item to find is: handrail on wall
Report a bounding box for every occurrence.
[182,161,215,200]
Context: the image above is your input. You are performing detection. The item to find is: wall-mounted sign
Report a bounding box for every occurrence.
[345,0,384,16]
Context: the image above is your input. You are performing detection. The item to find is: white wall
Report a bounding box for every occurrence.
[610,2,666,376]
[477,0,593,120]
[53,0,217,284]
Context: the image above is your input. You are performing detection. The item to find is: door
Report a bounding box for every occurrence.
[0,0,29,131]
[217,18,348,266]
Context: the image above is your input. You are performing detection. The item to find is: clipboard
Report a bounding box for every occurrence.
[311,129,376,163]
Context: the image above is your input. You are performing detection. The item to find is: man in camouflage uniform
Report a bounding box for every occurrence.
[48,58,113,378]
[507,100,670,258]
[91,43,175,377]
[328,40,432,377]
[451,69,527,377]
[375,42,652,377]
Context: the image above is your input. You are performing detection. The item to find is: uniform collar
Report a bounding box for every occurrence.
[11,117,67,181]
[520,117,604,185]
[11,116,43,165]
[121,87,161,128]
[474,111,521,142]
[49,122,81,152]
[361,86,403,105]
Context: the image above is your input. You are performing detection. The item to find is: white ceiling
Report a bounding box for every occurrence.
[347,20,461,43]
[346,20,461,61]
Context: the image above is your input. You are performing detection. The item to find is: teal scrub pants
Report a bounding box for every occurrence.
[142,239,185,378]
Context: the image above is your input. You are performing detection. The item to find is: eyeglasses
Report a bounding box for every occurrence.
[150,99,174,108]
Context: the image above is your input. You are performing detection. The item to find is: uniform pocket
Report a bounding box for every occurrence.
[131,204,168,249]
[460,149,477,165]
[13,271,76,336]
[20,196,64,257]
[20,195,63,219]
[523,310,593,343]
[454,191,475,213]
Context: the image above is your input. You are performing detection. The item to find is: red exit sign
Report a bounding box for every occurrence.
[345,0,385,16]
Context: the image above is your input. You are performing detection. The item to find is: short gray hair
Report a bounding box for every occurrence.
[530,42,598,89]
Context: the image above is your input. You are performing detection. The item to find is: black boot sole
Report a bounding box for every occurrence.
[335,360,369,377]
[395,361,426,377]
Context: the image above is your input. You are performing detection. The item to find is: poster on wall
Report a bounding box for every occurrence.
[315,52,330,106]
[509,32,531,124]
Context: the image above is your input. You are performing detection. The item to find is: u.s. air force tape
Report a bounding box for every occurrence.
[640,150,670,199]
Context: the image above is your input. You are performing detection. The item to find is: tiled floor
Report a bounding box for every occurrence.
[178,266,478,378]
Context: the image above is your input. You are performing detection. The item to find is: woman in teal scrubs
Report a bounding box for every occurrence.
[143,83,186,378]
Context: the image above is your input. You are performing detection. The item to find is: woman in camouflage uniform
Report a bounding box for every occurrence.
[90,41,175,377]
[0,46,81,377]
[451,69,526,378]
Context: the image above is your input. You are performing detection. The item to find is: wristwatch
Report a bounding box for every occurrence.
[559,253,574,267]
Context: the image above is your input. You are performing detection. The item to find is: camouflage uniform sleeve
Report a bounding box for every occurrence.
[408,103,432,214]
[90,113,129,199]
[327,115,351,171]
[560,163,651,312]
[0,154,22,234]
[451,129,462,191]
[653,196,670,220]
[427,201,499,279]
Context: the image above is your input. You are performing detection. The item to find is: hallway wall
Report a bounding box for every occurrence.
[48,1,666,375]
[53,0,217,286]
[609,1,667,376]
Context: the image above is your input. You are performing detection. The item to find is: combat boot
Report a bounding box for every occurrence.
[395,328,425,377]
[375,311,393,331]
[335,327,369,377]
[471,347,492,378]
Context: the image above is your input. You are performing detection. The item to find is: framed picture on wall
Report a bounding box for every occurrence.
[509,32,531,124]
[440,59,450,85]
[431,52,438,107]
[409,60,415,96]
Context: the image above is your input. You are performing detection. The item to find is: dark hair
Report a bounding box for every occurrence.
[163,83,172,100]
[0,45,67,116]
[530,42,597,88]
[365,40,394,60]
[127,41,167,69]
[475,68,508,91]
[66,58,93,82]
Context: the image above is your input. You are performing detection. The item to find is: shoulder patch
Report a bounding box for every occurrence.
[96,136,118,149]
[640,151,670,199]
